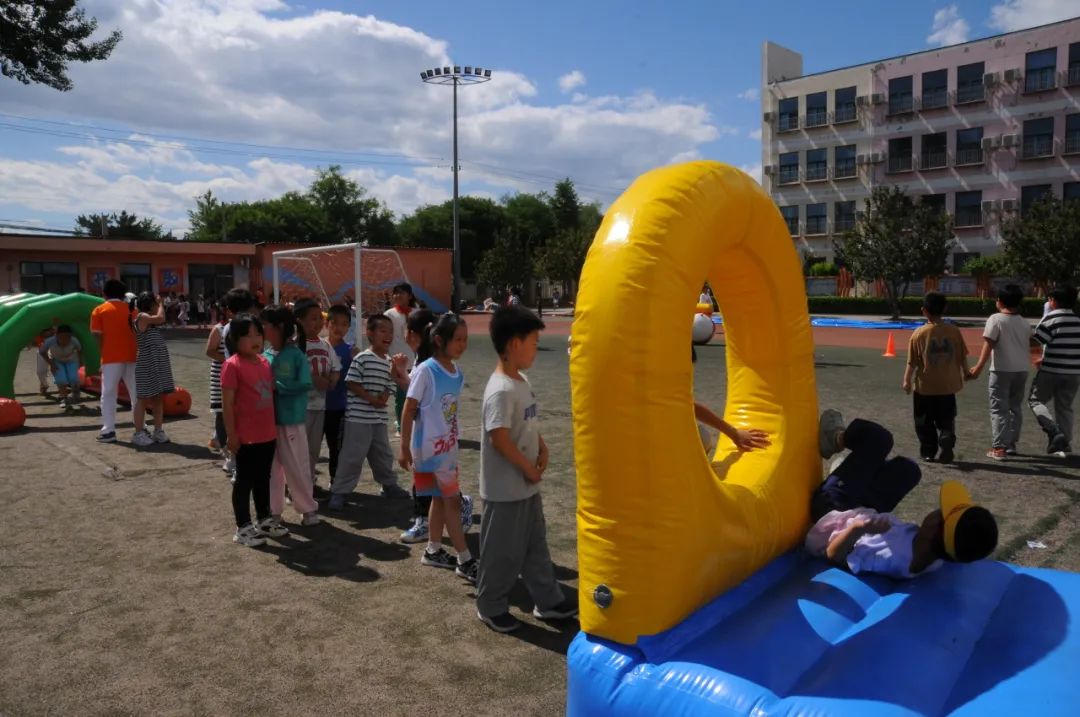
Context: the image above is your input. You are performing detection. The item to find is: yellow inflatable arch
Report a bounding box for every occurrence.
[570,161,820,644]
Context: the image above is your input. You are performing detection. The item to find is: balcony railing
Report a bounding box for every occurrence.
[1024,67,1056,93]
[921,89,948,110]
[920,150,948,170]
[834,217,856,233]
[1022,135,1054,159]
[956,83,985,104]
[887,154,913,173]
[805,217,827,235]
[888,95,914,115]
[805,163,828,181]
[804,109,828,128]
[1066,131,1080,155]
[954,208,983,227]
[955,147,984,166]
[833,105,857,124]
[778,166,800,184]
[778,115,799,132]
[834,159,857,178]
[1069,64,1080,87]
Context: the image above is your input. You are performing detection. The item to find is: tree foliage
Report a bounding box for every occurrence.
[1000,197,1080,288]
[74,210,168,240]
[397,197,505,280]
[475,229,531,292]
[0,1,121,91]
[834,186,954,318]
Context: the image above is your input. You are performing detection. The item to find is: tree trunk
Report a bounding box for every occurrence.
[886,281,902,320]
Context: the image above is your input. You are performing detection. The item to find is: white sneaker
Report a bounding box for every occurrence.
[222,455,236,474]
[132,430,154,447]
[301,512,320,526]
[400,517,429,543]
[258,516,289,538]
[233,524,266,547]
[152,428,170,444]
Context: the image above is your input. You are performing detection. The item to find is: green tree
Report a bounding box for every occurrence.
[1000,196,1080,289]
[397,197,505,280]
[74,210,168,240]
[186,190,227,242]
[533,201,602,296]
[307,165,397,245]
[475,229,530,292]
[0,1,121,91]
[834,186,954,319]
[549,178,581,232]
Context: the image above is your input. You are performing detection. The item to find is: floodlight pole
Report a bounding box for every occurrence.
[452,77,460,313]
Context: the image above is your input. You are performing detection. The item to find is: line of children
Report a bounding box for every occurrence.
[206,289,257,476]
[295,299,341,494]
[322,305,355,485]
[131,291,177,447]
[38,325,82,409]
[385,282,416,436]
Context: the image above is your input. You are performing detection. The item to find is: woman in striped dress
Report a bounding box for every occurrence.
[132,292,176,447]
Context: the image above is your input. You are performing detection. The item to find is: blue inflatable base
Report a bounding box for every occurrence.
[568,553,1080,716]
[711,316,933,330]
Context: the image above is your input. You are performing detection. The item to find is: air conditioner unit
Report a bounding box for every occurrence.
[870,152,885,163]
[1004,68,1022,83]
[1001,133,1019,148]
[763,165,776,176]
[981,199,998,213]
[981,136,999,150]
[983,72,999,86]
[856,95,869,107]
[1001,198,1019,212]
[856,154,869,165]
[871,93,885,105]
[763,111,776,122]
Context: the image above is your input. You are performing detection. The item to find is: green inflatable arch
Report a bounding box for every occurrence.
[0,293,104,398]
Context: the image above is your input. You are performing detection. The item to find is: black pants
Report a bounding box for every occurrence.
[413,486,432,520]
[811,419,922,522]
[232,440,276,528]
[324,409,345,479]
[913,392,957,458]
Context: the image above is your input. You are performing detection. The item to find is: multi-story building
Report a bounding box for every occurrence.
[761,17,1080,272]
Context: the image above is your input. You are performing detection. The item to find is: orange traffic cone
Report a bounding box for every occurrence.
[882,332,896,358]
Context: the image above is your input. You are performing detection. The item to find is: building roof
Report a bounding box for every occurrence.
[0,234,256,255]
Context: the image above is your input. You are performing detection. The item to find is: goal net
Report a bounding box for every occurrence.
[271,244,410,318]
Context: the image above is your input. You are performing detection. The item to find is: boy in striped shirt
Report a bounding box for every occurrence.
[328,315,410,510]
[1029,285,1080,457]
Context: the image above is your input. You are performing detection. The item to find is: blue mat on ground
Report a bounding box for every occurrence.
[711,316,930,330]
[567,552,1080,716]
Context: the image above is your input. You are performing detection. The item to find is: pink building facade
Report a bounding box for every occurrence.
[761,17,1080,273]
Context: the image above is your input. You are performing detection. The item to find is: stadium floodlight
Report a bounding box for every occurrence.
[420,63,493,312]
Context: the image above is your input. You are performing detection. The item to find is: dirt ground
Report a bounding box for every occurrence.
[1,326,1077,716]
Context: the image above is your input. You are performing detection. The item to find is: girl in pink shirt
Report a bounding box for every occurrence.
[221,314,283,547]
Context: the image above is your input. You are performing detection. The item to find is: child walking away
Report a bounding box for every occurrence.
[1029,285,1080,457]
[221,314,280,547]
[901,292,970,463]
[90,279,138,444]
[323,305,355,487]
[398,313,476,578]
[207,289,256,477]
[476,306,577,632]
[969,284,1032,460]
[261,305,319,528]
[131,292,176,447]
[295,299,341,492]
[808,410,998,578]
[329,315,410,510]
[386,282,416,435]
[40,325,82,409]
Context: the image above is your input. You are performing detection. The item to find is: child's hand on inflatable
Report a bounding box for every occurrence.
[734,429,770,452]
[852,515,891,535]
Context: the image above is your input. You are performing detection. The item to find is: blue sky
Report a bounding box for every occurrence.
[0,0,1073,235]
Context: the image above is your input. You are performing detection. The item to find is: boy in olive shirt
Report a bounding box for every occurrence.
[476,306,578,633]
[902,292,971,463]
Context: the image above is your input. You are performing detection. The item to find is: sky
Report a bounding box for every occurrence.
[0,0,1076,237]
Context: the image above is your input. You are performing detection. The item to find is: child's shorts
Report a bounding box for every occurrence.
[53,360,80,387]
[414,470,460,498]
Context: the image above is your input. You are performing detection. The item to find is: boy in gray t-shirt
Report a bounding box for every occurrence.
[476,306,578,633]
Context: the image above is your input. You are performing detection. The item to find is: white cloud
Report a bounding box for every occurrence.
[927,5,971,46]
[737,88,760,101]
[748,128,762,141]
[739,163,763,185]
[558,70,587,93]
[989,0,1077,31]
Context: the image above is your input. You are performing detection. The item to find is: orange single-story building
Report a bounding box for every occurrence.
[0,235,451,312]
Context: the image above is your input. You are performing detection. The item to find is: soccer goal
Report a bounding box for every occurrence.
[271,243,410,324]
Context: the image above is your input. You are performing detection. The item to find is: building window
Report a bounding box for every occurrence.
[887,136,913,173]
[805,92,827,128]
[1064,181,1080,203]
[779,206,799,235]
[956,62,985,103]
[1022,117,1054,159]
[920,132,947,169]
[189,264,235,299]
[778,97,799,132]
[779,151,799,184]
[954,252,981,274]
[805,203,827,235]
[1066,113,1080,155]
[834,86,857,123]
[119,263,152,295]
[1069,42,1080,86]
[921,69,948,110]
[834,201,856,233]
[955,127,984,165]
[805,148,828,181]
[888,75,913,115]
[834,144,857,178]
[955,190,983,227]
[1021,184,1053,215]
[922,194,947,214]
[20,261,79,294]
[1025,48,1057,93]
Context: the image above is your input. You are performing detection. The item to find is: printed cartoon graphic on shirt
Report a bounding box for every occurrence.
[927,336,955,367]
[256,376,274,410]
[433,392,459,456]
